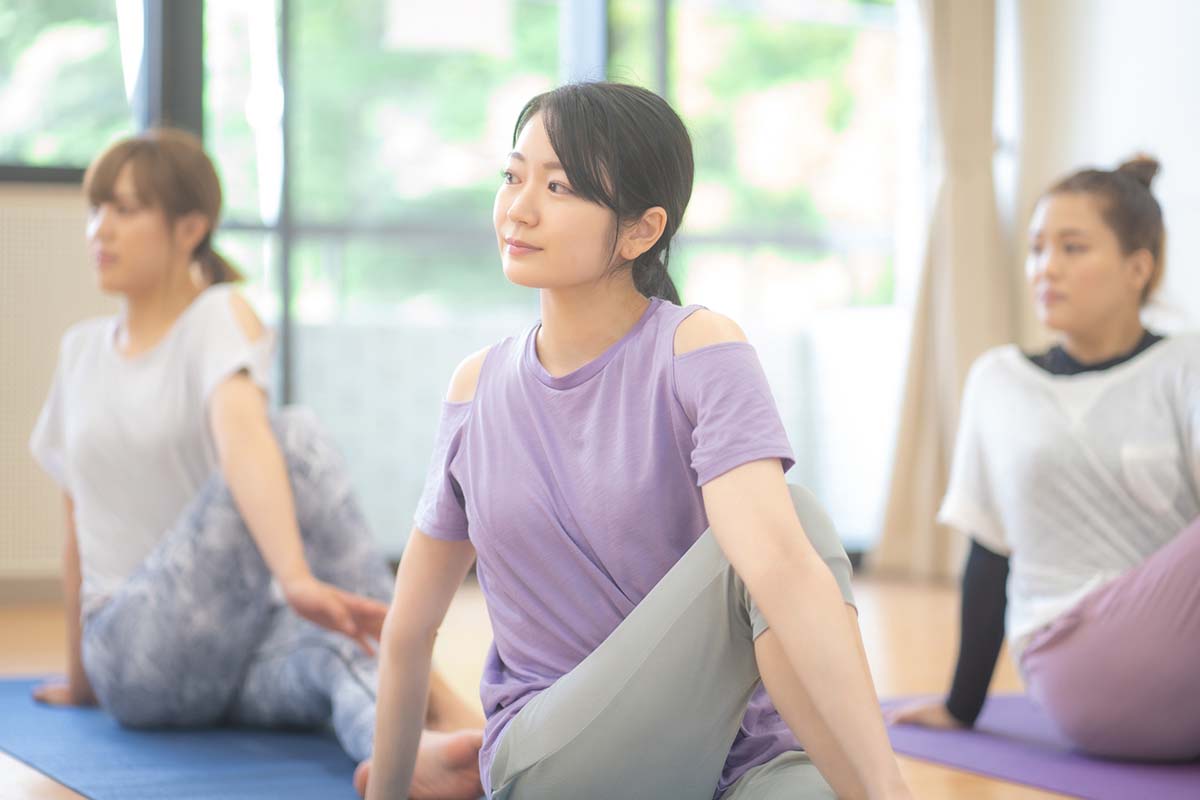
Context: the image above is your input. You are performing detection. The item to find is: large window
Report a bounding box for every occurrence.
[205,0,912,553]
[0,0,135,169]
[108,0,909,555]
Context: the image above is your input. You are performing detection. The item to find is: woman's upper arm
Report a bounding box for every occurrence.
[208,373,271,452]
[700,458,821,583]
[386,526,476,642]
[207,292,272,442]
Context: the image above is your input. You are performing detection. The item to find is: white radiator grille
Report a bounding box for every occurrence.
[1,184,115,577]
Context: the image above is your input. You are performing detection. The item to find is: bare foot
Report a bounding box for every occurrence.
[354,729,483,800]
[354,760,370,797]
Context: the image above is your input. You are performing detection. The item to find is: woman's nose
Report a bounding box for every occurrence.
[506,188,537,226]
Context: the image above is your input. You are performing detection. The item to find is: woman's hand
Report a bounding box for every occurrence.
[32,679,96,707]
[282,575,390,654]
[885,698,965,730]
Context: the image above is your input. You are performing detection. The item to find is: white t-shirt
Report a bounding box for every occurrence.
[30,284,274,614]
[939,335,1200,660]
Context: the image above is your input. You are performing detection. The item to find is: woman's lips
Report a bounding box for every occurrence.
[504,238,542,257]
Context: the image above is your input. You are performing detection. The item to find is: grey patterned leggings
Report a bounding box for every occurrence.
[80,407,396,762]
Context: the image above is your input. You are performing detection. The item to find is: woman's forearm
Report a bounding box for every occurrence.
[750,557,905,797]
[946,540,1009,725]
[216,419,311,587]
[367,624,436,800]
[61,507,95,703]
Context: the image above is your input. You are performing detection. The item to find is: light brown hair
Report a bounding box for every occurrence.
[84,128,242,284]
[1046,155,1165,304]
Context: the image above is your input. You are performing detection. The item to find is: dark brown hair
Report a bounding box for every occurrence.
[1046,155,1165,303]
[83,128,241,284]
[513,82,693,304]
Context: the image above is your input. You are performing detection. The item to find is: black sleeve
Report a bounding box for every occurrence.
[944,539,1009,726]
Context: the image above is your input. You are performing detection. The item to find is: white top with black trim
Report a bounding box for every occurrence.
[939,334,1200,661]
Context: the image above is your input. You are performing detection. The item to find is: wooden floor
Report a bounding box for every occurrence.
[0,577,1069,799]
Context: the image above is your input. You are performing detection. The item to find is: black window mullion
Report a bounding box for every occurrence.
[138,0,205,136]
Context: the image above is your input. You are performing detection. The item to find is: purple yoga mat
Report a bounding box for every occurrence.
[882,694,1200,799]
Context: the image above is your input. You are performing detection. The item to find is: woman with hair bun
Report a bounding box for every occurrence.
[890,156,1200,762]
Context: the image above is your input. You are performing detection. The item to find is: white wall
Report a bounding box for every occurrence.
[0,184,114,581]
[1009,0,1200,345]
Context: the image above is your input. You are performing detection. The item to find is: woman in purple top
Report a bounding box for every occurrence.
[363,83,911,799]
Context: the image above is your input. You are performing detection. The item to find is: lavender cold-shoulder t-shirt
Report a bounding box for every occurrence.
[415,298,800,795]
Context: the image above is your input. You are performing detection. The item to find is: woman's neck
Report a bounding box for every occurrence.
[535,278,651,377]
[1059,312,1146,365]
[118,265,206,356]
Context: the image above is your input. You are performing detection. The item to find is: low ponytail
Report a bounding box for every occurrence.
[632,252,681,305]
[195,237,243,285]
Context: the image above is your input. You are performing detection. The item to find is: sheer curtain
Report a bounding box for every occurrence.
[870,0,1017,579]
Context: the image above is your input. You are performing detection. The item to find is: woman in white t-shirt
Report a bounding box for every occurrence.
[889,157,1200,760]
[29,129,483,798]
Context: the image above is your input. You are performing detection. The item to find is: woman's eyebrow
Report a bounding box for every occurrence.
[506,152,564,171]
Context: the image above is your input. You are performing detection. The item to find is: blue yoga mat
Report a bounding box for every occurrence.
[884,694,1200,800]
[0,677,359,799]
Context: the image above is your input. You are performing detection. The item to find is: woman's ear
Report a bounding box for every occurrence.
[1126,248,1155,297]
[619,207,668,262]
[173,211,210,256]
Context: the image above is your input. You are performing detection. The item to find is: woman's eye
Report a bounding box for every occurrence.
[1064,243,1086,254]
[501,170,517,184]
[548,181,572,195]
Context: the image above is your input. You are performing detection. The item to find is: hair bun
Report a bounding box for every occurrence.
[1117,155,1160,190]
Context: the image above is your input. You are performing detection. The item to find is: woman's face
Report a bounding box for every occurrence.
[86,163,183,296]
[1026,192,1149,336]
[493,113,620,291]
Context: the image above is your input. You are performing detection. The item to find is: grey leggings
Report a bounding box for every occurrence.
[489,485,854,800]
[81,407,395,762]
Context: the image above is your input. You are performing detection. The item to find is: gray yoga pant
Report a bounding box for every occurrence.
[489,484,854,799]
[81,407,395,762]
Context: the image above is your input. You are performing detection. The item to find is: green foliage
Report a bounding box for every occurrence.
[607,0,657,89]
[0,0,131,166]
[249,0,560,305]
[198,0,894,310]
[703,17,857,97]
